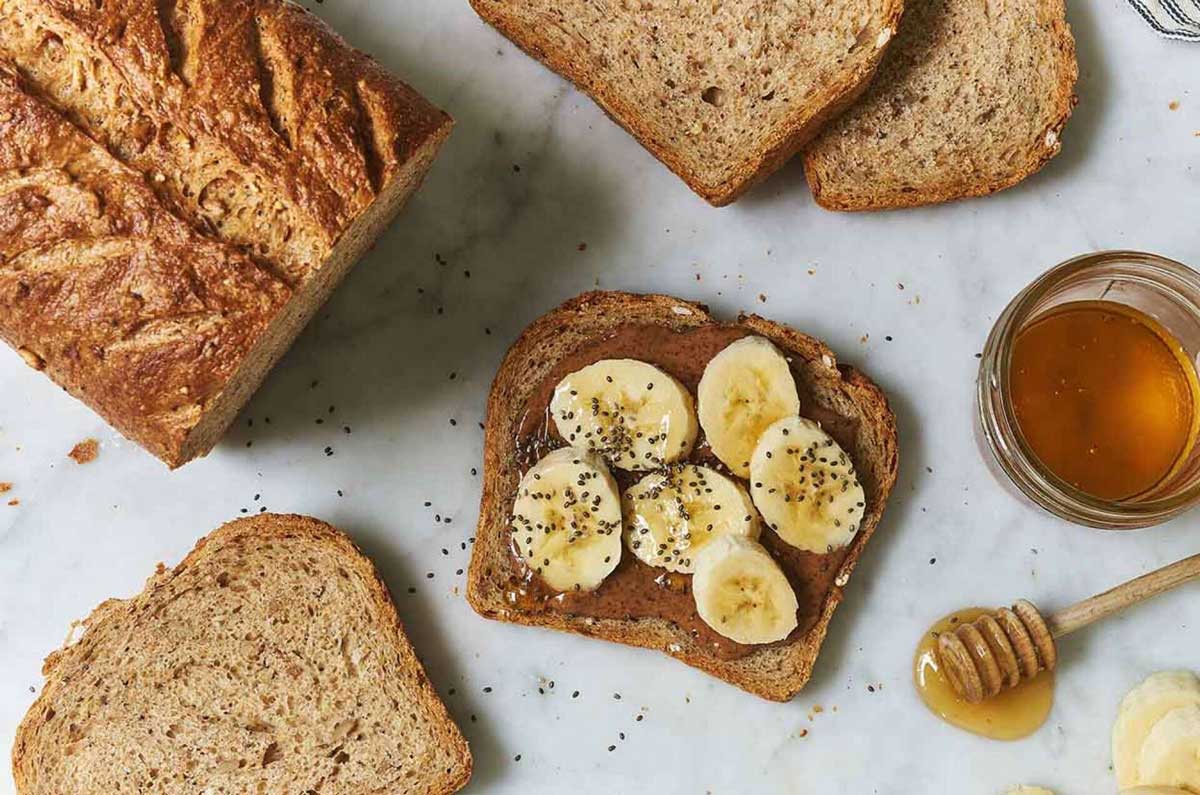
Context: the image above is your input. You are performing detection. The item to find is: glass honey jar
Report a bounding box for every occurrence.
[978,251,1200,528]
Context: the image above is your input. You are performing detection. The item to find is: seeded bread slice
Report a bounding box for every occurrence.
[466,292,899,701]
[469,0,905,206]
[12,514,471,795]
[802,0,1078,211]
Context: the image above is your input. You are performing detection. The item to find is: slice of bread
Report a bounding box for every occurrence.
[803,0,1077,211]
[12,514,471,795]
[467,292,899,701]
[469,0,904,206]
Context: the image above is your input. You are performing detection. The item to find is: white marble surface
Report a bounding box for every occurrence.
[2,1,1199,793]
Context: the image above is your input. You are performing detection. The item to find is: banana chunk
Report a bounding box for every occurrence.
[692,535,799,645]
[623,464,760,573]
[1137,705,1200,792]
[749,416,865,553]
[1114,671,1200,789]
[551,359,698,471]
[697,335,801,477]
[512,447,622,592]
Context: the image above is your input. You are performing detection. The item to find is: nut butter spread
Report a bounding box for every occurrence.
[507,323,863,661]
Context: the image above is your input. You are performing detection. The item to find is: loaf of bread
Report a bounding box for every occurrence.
[12,514,472,795]
[0,0,452,466]
[469,0,904,206]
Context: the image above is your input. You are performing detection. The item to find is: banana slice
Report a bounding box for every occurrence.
[697,335,801,477]
[622,464,760,573]
[1114,671,1200,788]
[692,535,799,645]
[550,359,698,471]
[1137,705,1200,792]
[749,415,865,553]
[511,447,622,592]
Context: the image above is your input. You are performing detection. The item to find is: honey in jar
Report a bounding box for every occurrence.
[1009,300,1200,501]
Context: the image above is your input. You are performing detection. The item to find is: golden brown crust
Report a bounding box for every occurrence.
[469,0,905,207]
[0,64,291,466]
[0,0,453,467]
[12,514,472,795]
[467,291,899,701]
[803,0,1078,211]
[0,0,452,276]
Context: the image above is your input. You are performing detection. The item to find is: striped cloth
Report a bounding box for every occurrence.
[1127,0,1200,39]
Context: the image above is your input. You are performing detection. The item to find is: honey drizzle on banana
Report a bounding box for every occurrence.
[914,609,1055,740]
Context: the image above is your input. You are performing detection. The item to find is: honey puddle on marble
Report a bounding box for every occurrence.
[913,608,1054,740]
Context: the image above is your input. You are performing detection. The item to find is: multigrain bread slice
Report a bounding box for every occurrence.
[12,514,471,795]
[0,0,452,466]
[467,292,899,701]
[469,0,905,206]
[0,64,292,466]
[803,0,1077,211]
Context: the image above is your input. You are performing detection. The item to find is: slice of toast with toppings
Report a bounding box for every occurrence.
[467,292,899,701]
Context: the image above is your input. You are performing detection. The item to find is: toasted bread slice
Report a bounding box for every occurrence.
[467,292,899,701]
[469,0,904,206]
[12,514,471,795]
[802,0,1077,211]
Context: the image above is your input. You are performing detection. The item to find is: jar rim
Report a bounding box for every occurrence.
[977,250,1200,529]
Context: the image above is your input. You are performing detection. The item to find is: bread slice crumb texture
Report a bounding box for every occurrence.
[470,0,904,204]
[12,514,471,795]
[803,0,1077,211]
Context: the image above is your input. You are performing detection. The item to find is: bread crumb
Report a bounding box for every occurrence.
[758,293,767,303]
[1169,100,1180,111]
[69,439,99,464]
[0,482,10,493]
[7,498,17,506]
[16,347,44,370]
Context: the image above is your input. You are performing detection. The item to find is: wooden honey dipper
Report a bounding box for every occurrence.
[936,553,1200,704]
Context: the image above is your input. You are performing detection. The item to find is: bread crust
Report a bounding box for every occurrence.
[0,64,292,466]
[467,292,899,701]
[11,514,472,795]
[0,0,453,466]
[469,0,905,206]
[803,0,1078,211]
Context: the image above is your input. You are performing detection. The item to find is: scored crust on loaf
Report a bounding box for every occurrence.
[469,0,905,206]
[467,292,899,701]
[0,64,291,465]
[802,0,1078,211]
[0,0,451,284]
[12,514,472,795]
[0,0,453,466]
